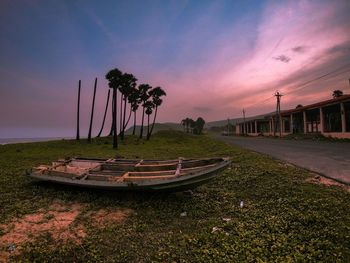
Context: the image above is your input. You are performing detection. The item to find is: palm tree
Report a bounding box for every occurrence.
[88,78,97,143]
[184,118,192,133]
[144,100,154,140]
[147,86,166,139]
[106,68,123,148]
[138,84,152,138]
[76,80,81,140]
[96,89,110,137]
[194,117,205,134]
[181,119,186,132]
[189,118,195,133]
[119,73,137,140]
[127,87,141,135]
[332,90,343,98]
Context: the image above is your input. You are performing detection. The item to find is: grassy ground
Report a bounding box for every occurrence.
[0,131,349,262]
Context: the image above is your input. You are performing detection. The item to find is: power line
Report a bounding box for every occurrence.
[283,63,350,95]
[244,64,350,112]
[231,62,350,119]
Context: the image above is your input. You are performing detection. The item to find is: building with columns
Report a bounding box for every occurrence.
[235,95,350,139]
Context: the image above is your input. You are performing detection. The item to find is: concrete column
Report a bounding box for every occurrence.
[319,107,324,133]
[303,111,307,134]
[271,118,275,136]
[341,103,346,133]
[255,121,258,134]
[290,114,293,134]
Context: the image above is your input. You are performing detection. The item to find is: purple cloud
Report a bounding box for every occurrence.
[273,55,291,63]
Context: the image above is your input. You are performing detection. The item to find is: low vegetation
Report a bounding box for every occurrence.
[0,131,349,262]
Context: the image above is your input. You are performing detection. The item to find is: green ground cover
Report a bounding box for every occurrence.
[0,131,349,262]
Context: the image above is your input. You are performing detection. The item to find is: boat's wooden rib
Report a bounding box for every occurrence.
[27,157,231,191]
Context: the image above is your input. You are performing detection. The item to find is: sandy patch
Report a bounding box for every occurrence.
[89,208,132,227]
[0,201,133,262]
[0,201,85,262]
[306,173,350,192]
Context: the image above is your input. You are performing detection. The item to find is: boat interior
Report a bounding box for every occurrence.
[33,158,226,182]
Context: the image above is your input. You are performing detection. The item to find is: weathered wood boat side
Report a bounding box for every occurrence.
[27,157,231,191]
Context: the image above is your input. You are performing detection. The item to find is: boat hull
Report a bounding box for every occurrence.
[27,157,231,192]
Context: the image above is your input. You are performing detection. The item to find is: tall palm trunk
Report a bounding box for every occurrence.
[123,105,132,131]
[88,78,97,143]
[147,114,150,140]
[76,80,81,140]
[97,89,110,137]
[132,111,137,135]
[139,107,145,138]
[113,88,118,148]
[148,106,158,140]
[120,97,128,140]
[119,94,123,135]
[108,93,115,136]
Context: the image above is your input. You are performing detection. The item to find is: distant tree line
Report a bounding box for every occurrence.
[76,67,166,149]
[181,117,205,135]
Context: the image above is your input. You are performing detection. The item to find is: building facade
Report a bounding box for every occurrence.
[236,95,350,139]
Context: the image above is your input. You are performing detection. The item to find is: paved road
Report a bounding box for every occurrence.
[215,135,350,184]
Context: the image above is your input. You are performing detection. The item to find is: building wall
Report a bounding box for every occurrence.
[235,98,350,139]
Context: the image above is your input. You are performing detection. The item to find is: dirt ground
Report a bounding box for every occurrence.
[0,200,132,262]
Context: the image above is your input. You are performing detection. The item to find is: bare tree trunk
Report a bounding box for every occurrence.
[146,114,150,140]
[148,106,158,139]
[123,104,132,131]
[132,111,137,135]
[88,78,97,143]
[76,80,81,140]
[119,94,123,135]
[139,107,145,138]
[97,89,110,137]
[120,98,128,140]
[113,89,118,148]
[109,92,115,136]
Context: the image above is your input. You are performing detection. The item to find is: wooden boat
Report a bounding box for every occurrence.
[27,157,231,191]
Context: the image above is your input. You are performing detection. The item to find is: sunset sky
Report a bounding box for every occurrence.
[1,0,350,138]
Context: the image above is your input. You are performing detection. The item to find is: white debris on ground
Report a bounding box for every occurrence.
[211,227,229,236]
[240,200,244,208]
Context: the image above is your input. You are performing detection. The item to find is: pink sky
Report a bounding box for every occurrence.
[0,0,350,138]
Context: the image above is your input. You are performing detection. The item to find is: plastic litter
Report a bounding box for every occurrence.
[8,244,16,252]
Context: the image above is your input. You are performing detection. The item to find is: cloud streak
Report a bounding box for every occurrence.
[1,0,350,137]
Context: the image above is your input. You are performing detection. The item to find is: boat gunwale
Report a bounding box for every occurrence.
[28,158,231,190]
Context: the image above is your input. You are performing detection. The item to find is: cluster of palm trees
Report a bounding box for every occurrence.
[104,68,166,148]
[74,68,166,148]
[181,117,205,135]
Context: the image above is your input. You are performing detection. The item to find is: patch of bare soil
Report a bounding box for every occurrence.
[306,173,350,192]
[0,201,133,262]
[0,201,85,262]
[90,208,132,226]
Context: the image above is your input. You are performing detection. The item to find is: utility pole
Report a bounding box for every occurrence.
[274,91,283,137]
[76,80,81,141]
[227,118,230,135]
[242,109,246,135]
